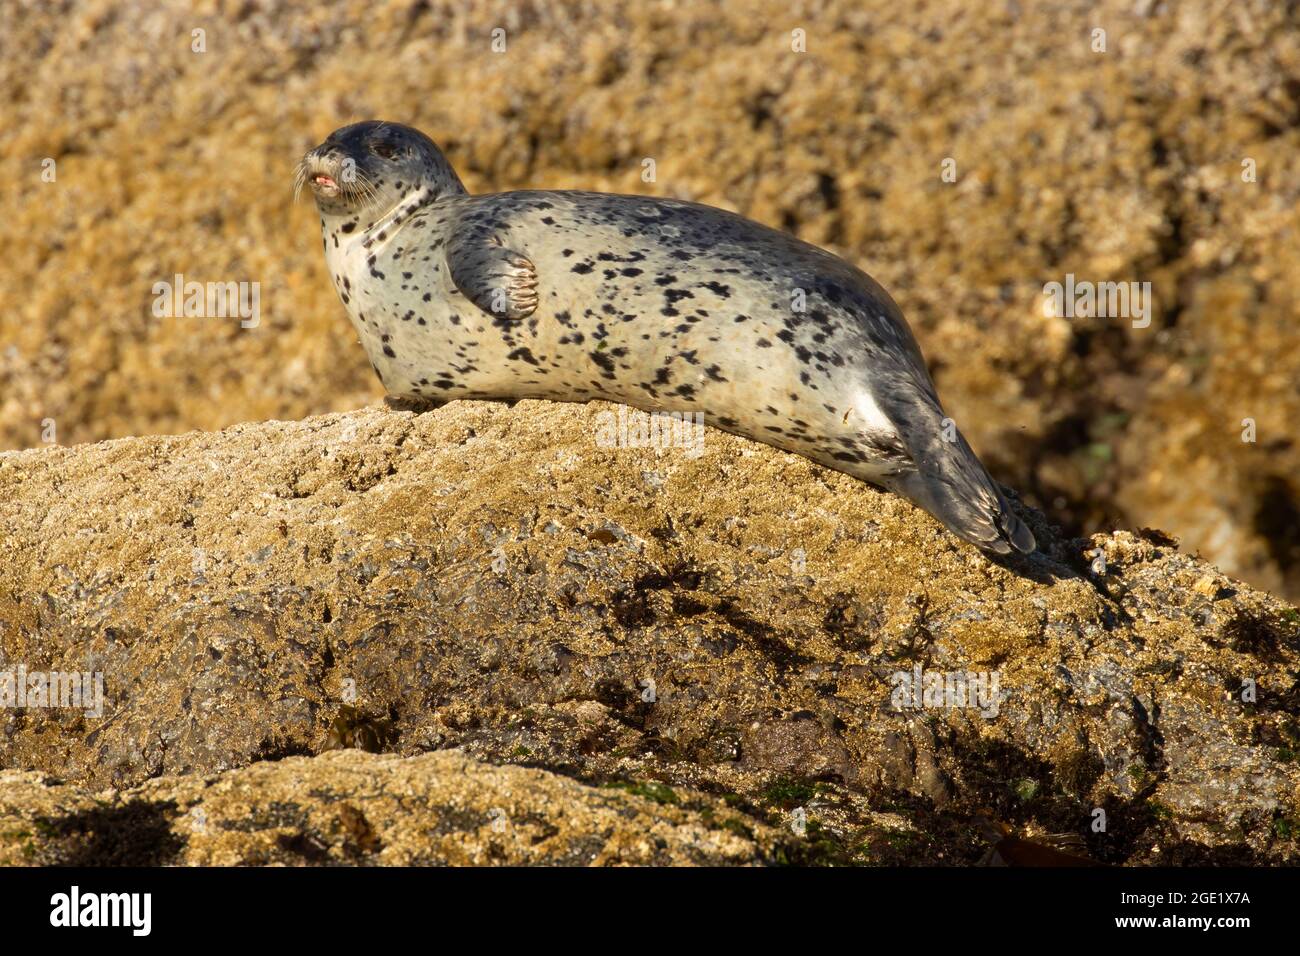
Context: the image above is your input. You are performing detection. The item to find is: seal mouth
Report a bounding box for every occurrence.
[310,173,339,196]
[295,144,381,208]
[294,153,346,202]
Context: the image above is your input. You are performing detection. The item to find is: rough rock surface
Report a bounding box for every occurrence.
[2,0,1299,598]
[0,749,792,866]
[0,401,1297,865]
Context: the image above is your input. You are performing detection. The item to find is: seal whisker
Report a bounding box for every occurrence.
[345,168,378,207]
[292,161,309,203]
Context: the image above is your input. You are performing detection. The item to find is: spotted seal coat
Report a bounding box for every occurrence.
[297,121,1035,554]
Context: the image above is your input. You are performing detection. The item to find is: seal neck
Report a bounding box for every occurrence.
[354,186,444,251]
[318,185,444,252]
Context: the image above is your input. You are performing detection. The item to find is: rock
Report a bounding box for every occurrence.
[2,0,1299,600]
[0,749,791,866]
[1,401,1297,865]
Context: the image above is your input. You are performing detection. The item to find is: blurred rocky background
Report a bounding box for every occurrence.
[1,0,1298,605]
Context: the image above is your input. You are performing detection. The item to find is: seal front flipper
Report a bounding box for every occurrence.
[447,232,538,320]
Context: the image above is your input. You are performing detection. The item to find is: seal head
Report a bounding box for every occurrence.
[295,121,466,220]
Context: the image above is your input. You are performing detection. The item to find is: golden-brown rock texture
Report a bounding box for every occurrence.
[0,401,1297,865]
[1,0,1298,598]
[0,750,791,866]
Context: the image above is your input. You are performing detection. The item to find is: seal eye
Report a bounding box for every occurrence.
[371,142,401,160]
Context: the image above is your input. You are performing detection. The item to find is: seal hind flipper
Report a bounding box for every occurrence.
[875,368,1036,554]
[892,434,1036,554]
[447,233,538,320]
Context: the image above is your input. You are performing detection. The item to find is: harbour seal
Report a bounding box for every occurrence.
[297,121,1035,554]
